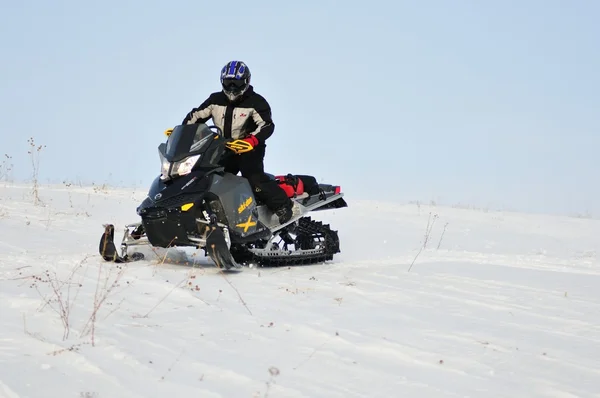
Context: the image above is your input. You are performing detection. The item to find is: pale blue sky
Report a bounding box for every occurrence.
[1,0,598,216]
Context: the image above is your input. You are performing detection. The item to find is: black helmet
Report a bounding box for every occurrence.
[220,60,251,101]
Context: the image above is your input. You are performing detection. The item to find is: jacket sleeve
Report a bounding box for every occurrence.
[249,96,275,144]
[182,95,215,125]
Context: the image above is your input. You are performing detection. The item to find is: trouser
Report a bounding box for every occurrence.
[221,145,291,211]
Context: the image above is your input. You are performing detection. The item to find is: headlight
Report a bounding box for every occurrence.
[159,152,171,181]
[160,154,201,181]
[159,152,170,180]
[172,154,200,176]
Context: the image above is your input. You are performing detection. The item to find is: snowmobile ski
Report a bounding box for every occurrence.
[202,222,242,271]
[99,224,145,263]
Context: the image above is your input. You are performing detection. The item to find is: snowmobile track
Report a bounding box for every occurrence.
[229,216,340,267]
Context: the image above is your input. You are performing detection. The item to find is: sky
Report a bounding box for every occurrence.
[1,0,598,217]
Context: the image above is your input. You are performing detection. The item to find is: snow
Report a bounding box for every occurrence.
[1,182,599,398]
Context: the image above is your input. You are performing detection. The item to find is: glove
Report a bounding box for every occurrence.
[164,127,174,137]
[225,135,259,154]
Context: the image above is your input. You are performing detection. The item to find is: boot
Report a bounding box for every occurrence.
[274,202,294,224]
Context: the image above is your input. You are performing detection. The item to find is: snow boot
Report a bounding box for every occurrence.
[275,202,294,224]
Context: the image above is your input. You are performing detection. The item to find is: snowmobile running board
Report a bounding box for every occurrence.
[259,191,344,233]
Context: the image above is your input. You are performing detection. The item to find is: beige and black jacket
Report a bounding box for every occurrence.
[182,85,275,146]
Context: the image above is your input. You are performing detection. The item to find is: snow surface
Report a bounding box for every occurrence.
[1,182,599,398]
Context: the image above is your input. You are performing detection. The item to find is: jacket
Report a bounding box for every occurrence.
[181,85,274,145]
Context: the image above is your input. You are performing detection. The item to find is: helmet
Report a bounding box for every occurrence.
[220,60,251,101]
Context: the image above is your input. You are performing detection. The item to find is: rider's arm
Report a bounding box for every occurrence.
[182,94,216,125]
[248,95,275,144]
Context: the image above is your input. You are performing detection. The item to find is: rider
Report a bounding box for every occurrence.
[180,60,295,225]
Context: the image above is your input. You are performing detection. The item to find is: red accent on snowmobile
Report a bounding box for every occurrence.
[275,175,305,198]
[279,183,295,197]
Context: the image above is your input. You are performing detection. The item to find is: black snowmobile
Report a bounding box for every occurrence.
[99,123,347,270]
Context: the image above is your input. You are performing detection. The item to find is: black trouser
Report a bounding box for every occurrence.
[221,145,291,211]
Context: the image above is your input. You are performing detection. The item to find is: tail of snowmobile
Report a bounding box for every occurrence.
[99,123,347,270]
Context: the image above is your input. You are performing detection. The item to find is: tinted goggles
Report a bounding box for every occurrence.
[222,78,246,90]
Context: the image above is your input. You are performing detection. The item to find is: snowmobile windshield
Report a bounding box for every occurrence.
[163,124,216,162]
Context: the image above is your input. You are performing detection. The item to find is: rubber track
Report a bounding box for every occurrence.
[231,217,340,267]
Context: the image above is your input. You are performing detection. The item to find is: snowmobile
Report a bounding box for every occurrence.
[99,123,347,270]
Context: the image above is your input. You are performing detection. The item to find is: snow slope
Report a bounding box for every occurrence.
[1,182,599,398]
